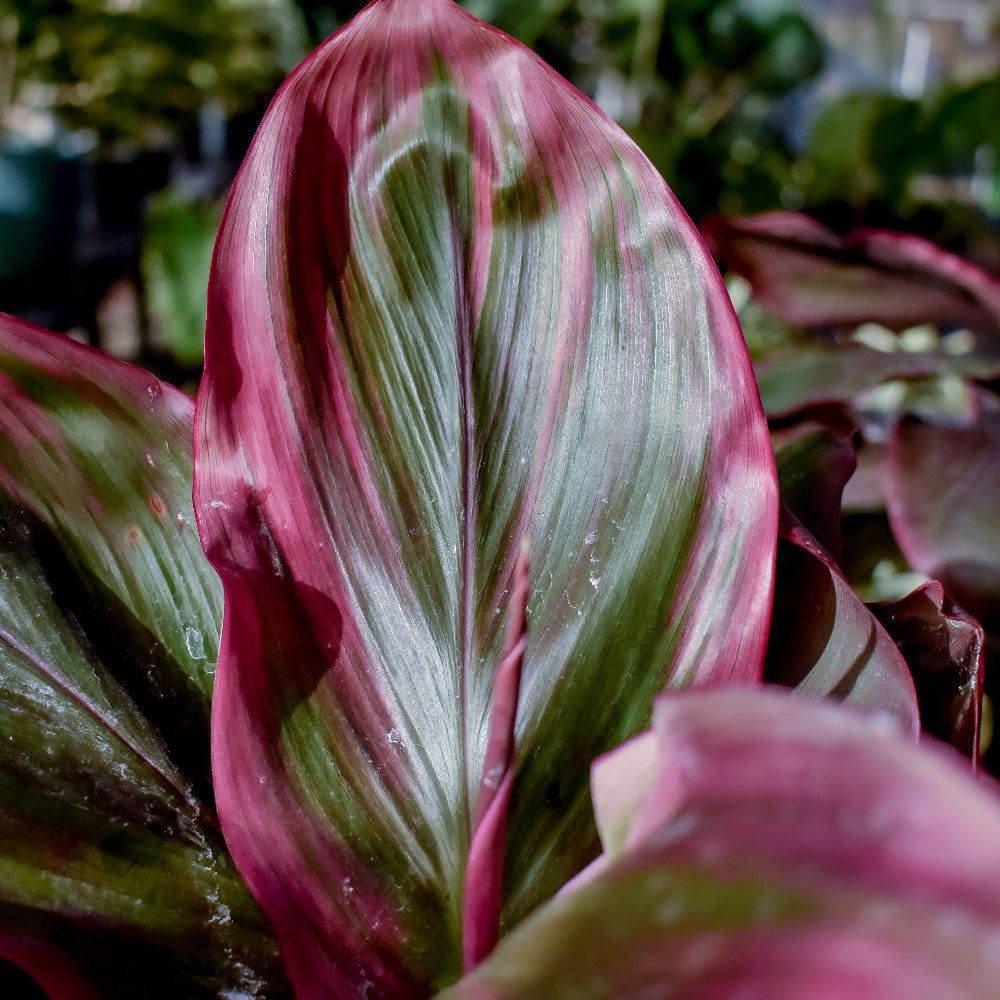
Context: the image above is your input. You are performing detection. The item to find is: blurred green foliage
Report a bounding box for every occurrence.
[0,0,306,150]
[4,0,997,238]
[800,79,1000,243]
[142,188,222,370]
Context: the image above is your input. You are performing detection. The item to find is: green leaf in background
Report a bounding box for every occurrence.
[142,188,223,369]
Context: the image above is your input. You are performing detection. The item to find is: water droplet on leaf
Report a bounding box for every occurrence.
[185,627,206,660]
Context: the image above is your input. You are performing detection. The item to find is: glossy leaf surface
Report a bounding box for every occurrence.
[767,430,919,732]
[704,211,1000,335]
[443,688,1000,999]
[195,0,776,992]
[0,315,288,997]
[870,581,984,763]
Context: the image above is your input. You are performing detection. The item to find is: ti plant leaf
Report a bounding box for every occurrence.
[887,393,1000,632]
[0,314,289,998]
[194,0,777,993]
[870,582,984,764]
[754,341,1000,421]
[442,688,1000,999]
[767,428,919,733]
[703,211,1000,336]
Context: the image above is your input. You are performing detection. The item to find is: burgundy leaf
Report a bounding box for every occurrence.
[870,581,984,763]
[0,935,98,1000]
[704,210,1000,335]
[774,424,856,561]
[887,397,1000,631]
[462,541,529,970]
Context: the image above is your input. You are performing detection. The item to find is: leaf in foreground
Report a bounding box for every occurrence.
[194,0,777,992]
[0,314,288,998]
[443,687,1000,999]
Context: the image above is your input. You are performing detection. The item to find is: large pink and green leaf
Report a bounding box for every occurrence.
[443,688,1000,998]
[194,0,776,992]
[0,314,288,998]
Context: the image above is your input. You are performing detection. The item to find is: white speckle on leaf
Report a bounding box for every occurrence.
[388,728,403,746]
[210,499,230,510]
[208,900,233,927]
[258,519,283,576]
[584,531,597,546]
[185,627,206,660]
[483,765,504,789]
[588,572,601,590]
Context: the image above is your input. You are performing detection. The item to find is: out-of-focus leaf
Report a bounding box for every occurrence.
[0,314,288,998]
[0,936,94,1000]
[804,92,923,208]
[195,0,777,992]
[754,340,1000,419]
[588,730,658,865]
[703,211,1000,336]
[870,581,984,764]
[142,189,223,368]
[442,688,1000,999]
[767,430,919,732]
[842,440,888,513]
[923,79,1000,170]
[887,398,1000,631]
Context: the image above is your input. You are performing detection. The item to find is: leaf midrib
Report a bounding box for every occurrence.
[0,624,198,815]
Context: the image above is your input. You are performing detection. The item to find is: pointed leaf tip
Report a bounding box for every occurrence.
[196,0,777,991]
